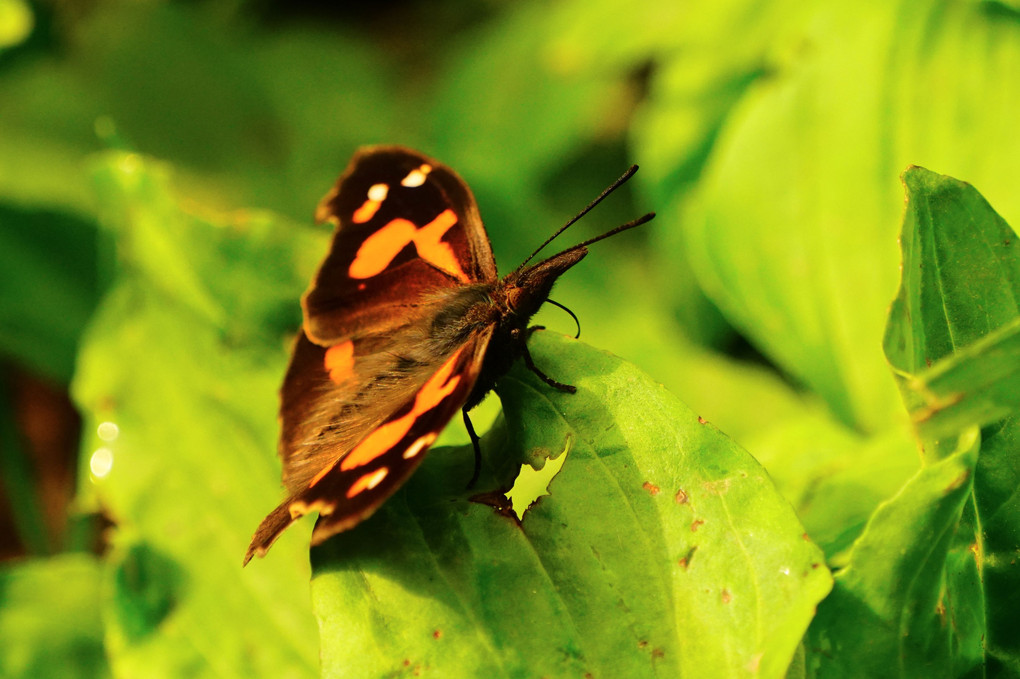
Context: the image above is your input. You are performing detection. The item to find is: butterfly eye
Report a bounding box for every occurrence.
[504,285,524,310]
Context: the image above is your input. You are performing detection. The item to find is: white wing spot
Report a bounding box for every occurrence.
[365,467,388,489]
[401,164,432,187]
[403,433,437,459]
[367,183,389,201]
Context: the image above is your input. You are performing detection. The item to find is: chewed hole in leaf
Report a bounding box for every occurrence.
[504,437,570,519]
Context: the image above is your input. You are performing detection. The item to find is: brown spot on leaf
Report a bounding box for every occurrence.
[674,488,689,504]
[944,469,971,494]
[721,589,732,604]
[677,545,697,570]
[802,532,810,541]
[691,519,705,532]
[433,629,442,640]
[642,481,660,496]
[697,415,707,424]
[638,640,648,649]
[702,478,731,495]
[652,648,665,659]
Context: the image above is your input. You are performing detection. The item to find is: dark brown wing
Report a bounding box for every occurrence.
[245,327,492,565]
[304,146,497,345]
[245,146,500,564]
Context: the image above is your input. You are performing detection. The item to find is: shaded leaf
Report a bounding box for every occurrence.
[807,431,982,678]
[312,332,831,678]
[975,416,1020,675]
[0,204,107,381]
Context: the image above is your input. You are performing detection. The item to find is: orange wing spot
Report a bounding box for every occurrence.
[352,199,381,223]
[352,183,389,223]
[414,209,469,282]
[349,218,418,278]
[346,468,389,498]
[324,341,355,383]
[348,209,469,282]
[340,349,464,471]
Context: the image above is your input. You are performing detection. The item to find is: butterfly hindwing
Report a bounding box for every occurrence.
[304,146,498,346]
[245,330,492,562]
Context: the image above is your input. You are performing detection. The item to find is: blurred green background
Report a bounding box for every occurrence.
[2,0,1019,676]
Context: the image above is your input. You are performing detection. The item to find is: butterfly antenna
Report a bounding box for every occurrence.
[516,165,640,271]
[570,211,655,250]
[545,298,581,338]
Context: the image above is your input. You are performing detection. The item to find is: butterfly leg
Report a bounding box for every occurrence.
[462,408,482,489]
[520,327,577,394]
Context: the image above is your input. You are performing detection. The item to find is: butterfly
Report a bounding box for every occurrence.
[244,146,652,565]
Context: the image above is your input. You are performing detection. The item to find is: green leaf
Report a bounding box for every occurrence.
[312,332,832,678]
[429,2,620,186]
[0,205,107,382]
[907,319,1020,441]
[748,417,919,563]
[878,167,1020,674]
[72,152,319,677]
[884,167,1020,444]
[975,416,1020,675]
[652,0,1020,432]
[807,430,982,678]
[0,554,109,679]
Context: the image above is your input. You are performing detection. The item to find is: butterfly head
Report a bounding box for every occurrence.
[498,246,588,325]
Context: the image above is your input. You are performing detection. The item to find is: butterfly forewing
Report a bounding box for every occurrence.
[305,146,497,346]
[244,147,499,565]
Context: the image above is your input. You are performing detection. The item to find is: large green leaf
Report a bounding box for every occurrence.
[650,0,1020,431]
[312,332,832,678]
[0,554,109,679]
[876,168,1020,674]
[885,167,1020,444]
[71,152,320,677]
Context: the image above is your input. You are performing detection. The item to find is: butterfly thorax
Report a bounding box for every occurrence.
[464,247,588,409]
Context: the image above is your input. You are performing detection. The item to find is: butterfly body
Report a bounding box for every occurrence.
[244,146,647,565]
